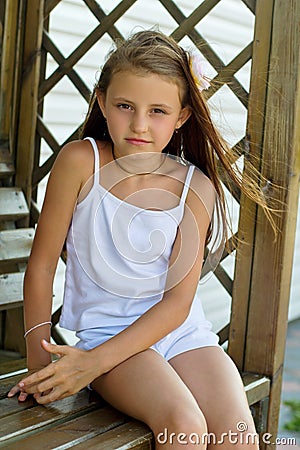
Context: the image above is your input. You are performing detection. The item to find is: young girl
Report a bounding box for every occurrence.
[8,31,272,449]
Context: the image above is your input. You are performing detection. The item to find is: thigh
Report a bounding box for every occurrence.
[169,347,257,438]
[91,348,202,431]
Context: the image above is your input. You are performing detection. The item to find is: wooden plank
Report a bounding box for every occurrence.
[0,390,103,444]
[228,0,275,370]
[2,406,126,449]
[245,0,300,375]
[0,229,34,265]
[0,146,15,178]
[161,0,248,107]
[0,1,19,142]
[71,421,153,450]
[39,0,138,100]
[4,308,26,356]
[0,188,29,221]
[242,373,270,406]
[84,0,124,42]
[0,373,28,399]
[0,272,24,310]
[171,0,221,42]
[42,30,91,102]
[0,396,35,420]
[15,0,45,208]
[0,358,26,376]
[243,1,300,445]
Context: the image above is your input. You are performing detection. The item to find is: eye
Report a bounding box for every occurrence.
[151,108,166,115]
[117,103,133,110]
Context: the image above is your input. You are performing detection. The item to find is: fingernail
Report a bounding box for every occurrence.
[19,382,24,388]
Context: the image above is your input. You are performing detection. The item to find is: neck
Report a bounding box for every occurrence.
[111,144,166,175]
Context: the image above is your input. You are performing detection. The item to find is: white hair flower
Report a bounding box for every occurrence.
[189,54,211,92]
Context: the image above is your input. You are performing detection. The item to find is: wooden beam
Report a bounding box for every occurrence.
[230,0,300,445]
[0,0,20,143]
[228,0,275,369]
[15,0,45,206]
[39,0,138,100]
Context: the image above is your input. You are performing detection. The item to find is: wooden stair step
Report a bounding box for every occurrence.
[0,147,15,178]
[0,188,29,221]
[0,228,34,265]
[0,272,24,311]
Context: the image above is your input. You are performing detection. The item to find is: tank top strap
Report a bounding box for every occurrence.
[84,137,100,186]
[180,165,195,205]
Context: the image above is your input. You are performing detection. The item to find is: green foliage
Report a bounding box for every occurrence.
[284,400,300,432]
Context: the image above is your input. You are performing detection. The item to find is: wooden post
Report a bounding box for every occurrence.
[228,0,275,369]
[15,0,45,206]
[4,0,45,356]
[0,0,21,147]
[229,0,300,446]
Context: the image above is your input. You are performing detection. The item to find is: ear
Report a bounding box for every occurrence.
[175,106,191,130]
[95,89,107,118]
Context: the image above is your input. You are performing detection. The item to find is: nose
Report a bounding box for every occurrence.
[130,112,148,134]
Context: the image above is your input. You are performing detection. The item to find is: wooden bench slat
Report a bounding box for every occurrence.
[0,373,28,399]
[0,229,34,265]
[0,188,29,221]
[72,421,153,450]
[0,147,15,178]
[0,396,36,420]
[0,390,103,444]
[0,272,24,310]
[3,406,127,449]
[243,373,270,405]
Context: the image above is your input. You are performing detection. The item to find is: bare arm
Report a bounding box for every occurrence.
[8,140,91,398]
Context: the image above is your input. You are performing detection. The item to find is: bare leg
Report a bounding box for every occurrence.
[169,347,259,450]
[91,348,207,449]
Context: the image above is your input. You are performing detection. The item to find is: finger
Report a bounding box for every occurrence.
[36,387,68,405]
[19,365,55,389]
[41,339,68,358]
[18,391,29,402]
[31,377,60,395]
[7,385,21,397]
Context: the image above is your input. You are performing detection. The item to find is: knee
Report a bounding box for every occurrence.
[153,403,207,446]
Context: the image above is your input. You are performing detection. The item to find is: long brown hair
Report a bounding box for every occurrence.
[80,30,277,242]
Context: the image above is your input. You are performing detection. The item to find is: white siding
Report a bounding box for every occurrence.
[39,0,299,343]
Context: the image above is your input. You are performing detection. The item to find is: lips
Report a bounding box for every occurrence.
[125,138,150,145]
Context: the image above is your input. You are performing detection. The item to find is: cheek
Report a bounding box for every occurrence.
[155,119,177,139]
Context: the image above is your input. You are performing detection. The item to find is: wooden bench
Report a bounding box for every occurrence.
[0,360,153,449]
[0,359,270,449]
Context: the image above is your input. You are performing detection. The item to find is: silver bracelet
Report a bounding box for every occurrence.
[24,321,52,338]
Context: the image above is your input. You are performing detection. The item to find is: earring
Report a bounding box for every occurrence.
[175,128,179,134]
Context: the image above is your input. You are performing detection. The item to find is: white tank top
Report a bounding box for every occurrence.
[60,137,195,332]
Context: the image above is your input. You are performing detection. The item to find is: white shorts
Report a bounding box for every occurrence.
[75,297,220,361]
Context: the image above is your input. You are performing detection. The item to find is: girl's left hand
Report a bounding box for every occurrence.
[17,340,97,404]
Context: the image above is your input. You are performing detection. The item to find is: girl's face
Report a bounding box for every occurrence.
[97,71,190,156]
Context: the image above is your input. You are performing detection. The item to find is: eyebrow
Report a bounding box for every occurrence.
[113,97,174,111]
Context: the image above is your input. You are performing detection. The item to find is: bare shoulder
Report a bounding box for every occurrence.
[53,139,101,188]
[55,139,93,170]
[187,166,216,219]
